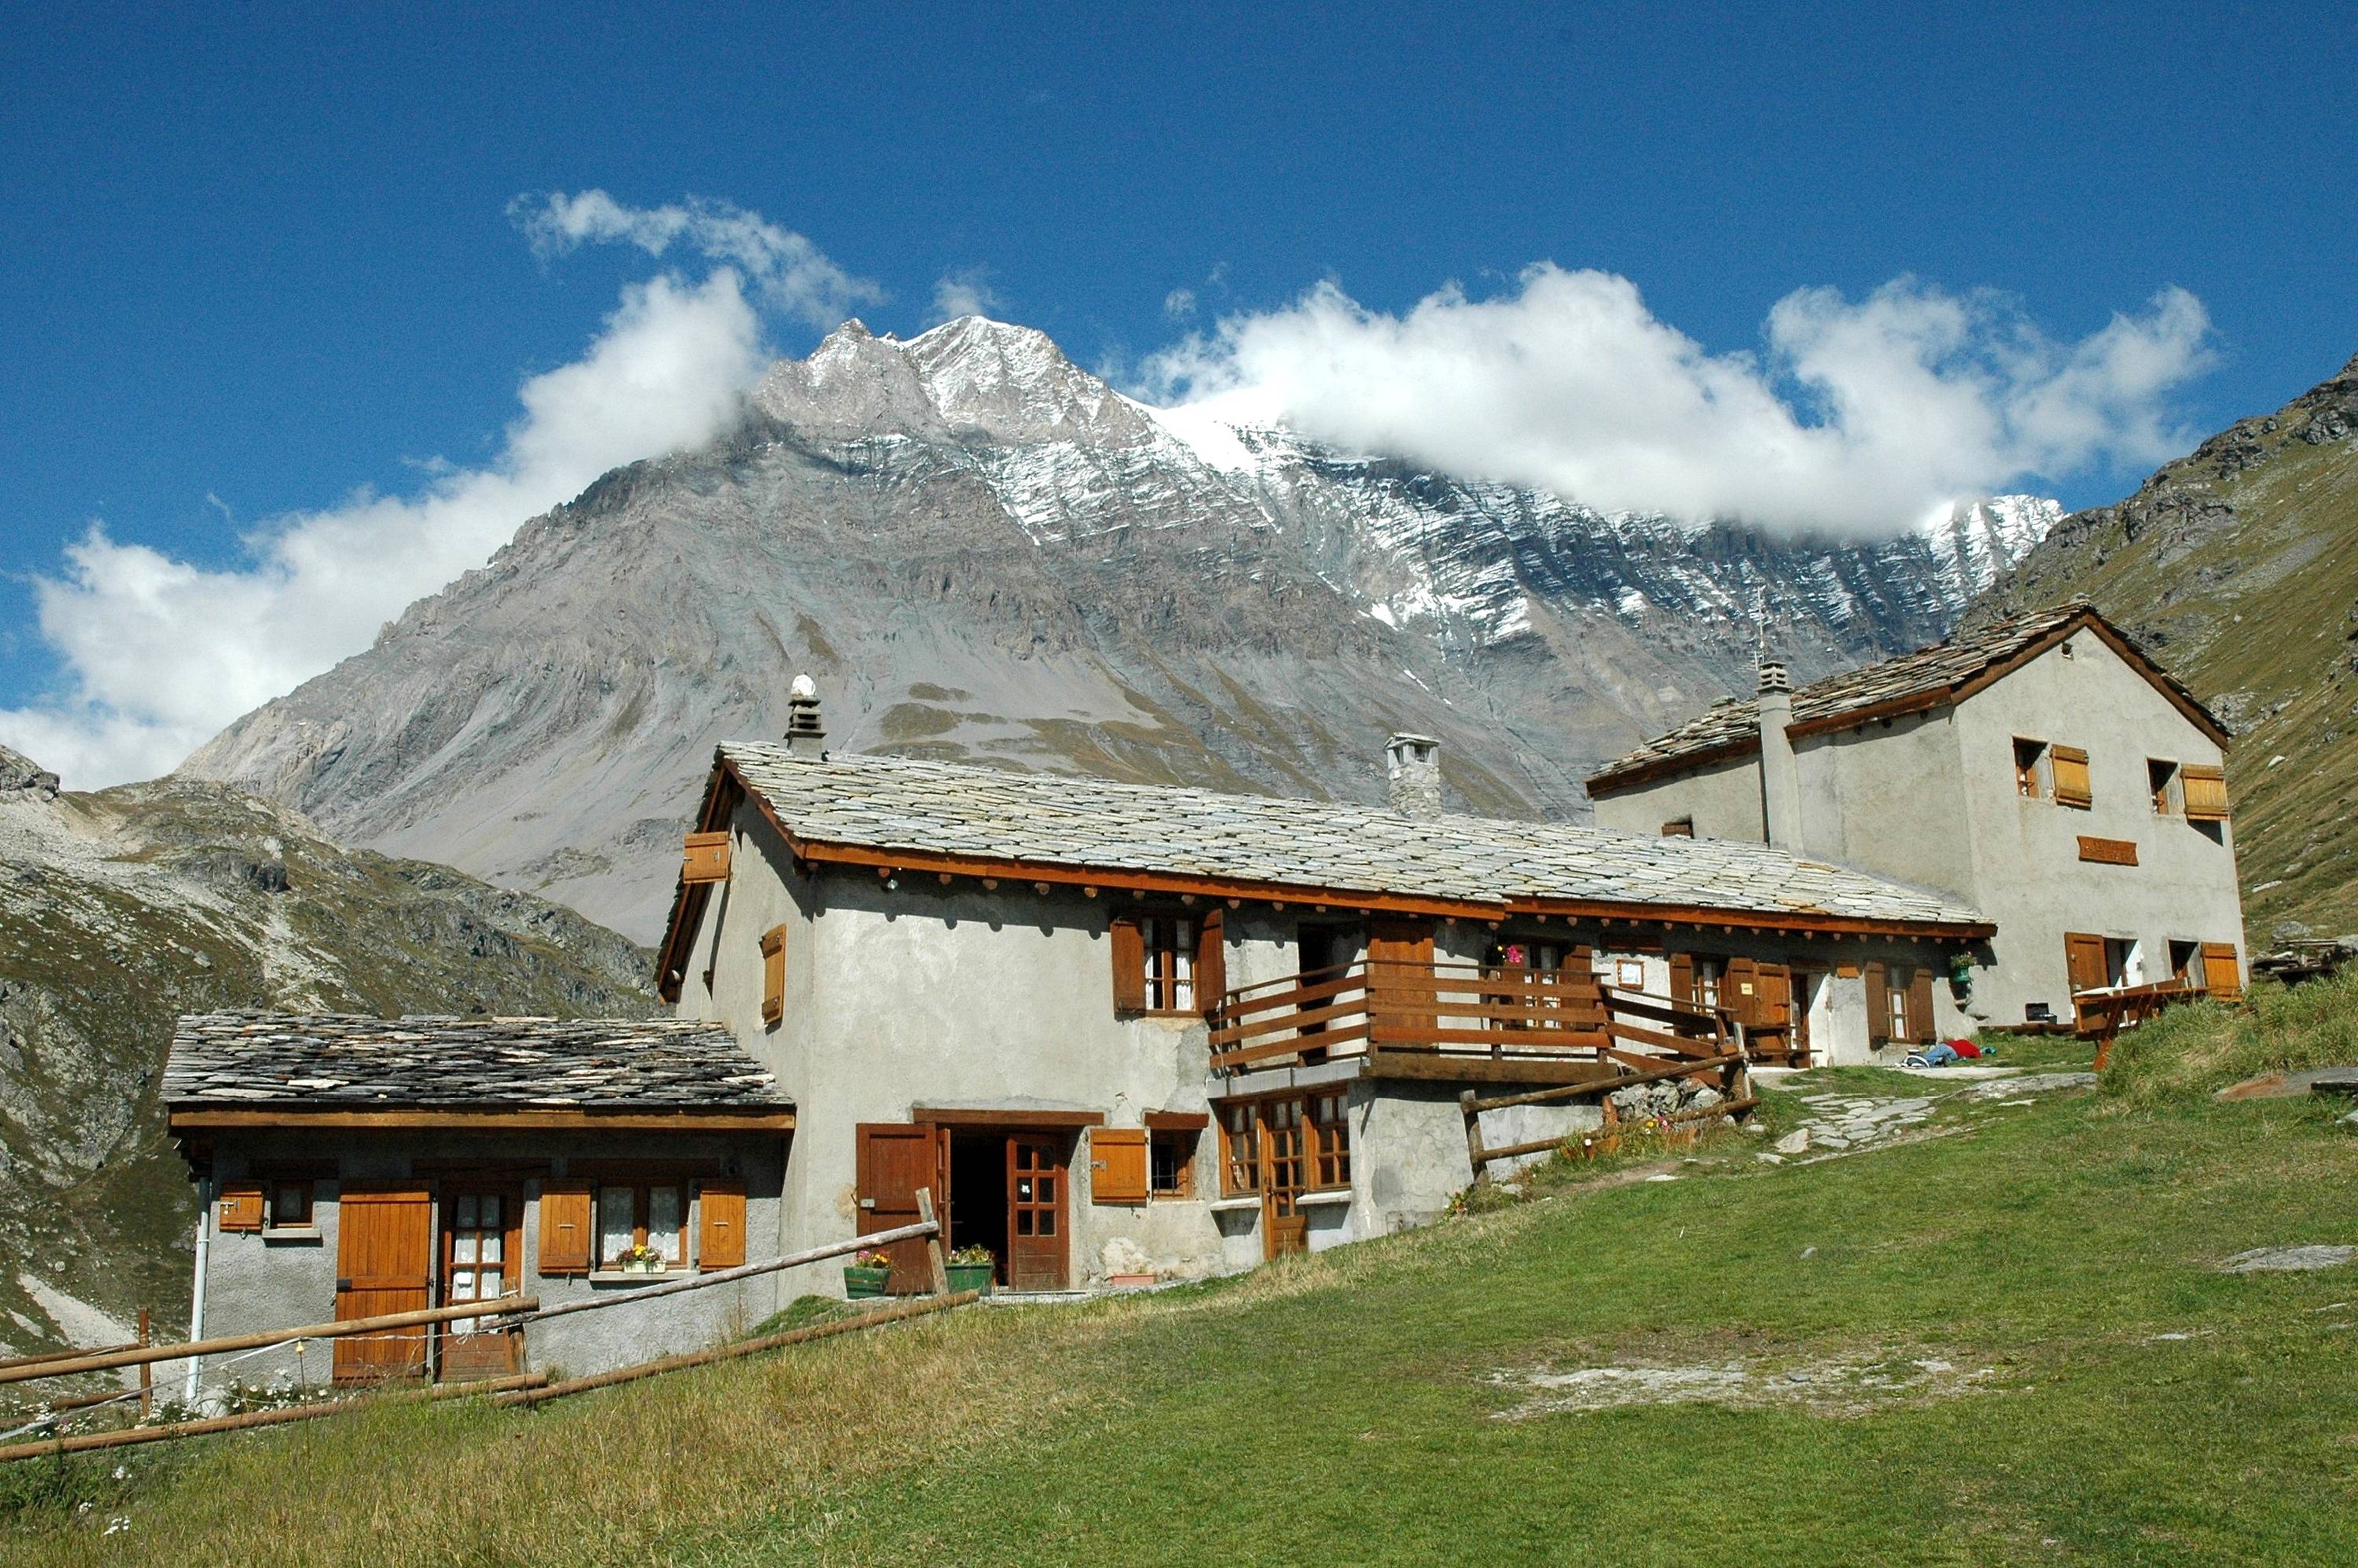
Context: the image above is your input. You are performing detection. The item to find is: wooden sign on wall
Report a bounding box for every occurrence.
[2077,835,2139,866]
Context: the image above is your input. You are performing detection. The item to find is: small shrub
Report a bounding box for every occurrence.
[2103,971,2358,1109]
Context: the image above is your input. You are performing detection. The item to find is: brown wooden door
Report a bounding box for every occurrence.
[2064,932,2108,997]
[1746,962,1794,1063]
[438,1185,522,1381]
[1006,1135,1067,1291]
[857,1122,946,1294]
[1367,917,1437,1041]
[332,1183,432,1384]
[1261,1098,1309,1259]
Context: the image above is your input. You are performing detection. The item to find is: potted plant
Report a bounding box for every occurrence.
[619,1243,666,1276]
[843,1248,894,1299]
[944,1245,995,1297]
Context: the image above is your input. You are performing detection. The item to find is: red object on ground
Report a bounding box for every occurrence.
[1950,1039,1981,1058]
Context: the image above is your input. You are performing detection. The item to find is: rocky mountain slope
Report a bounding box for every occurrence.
[185,317,2054,942]
[1969,352,2358,940]
[0,744,654,1359]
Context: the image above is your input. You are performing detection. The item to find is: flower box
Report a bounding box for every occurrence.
[944,1261,994,1296]
[843,1264,891,1299]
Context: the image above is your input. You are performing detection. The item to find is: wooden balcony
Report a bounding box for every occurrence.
[1209,960,1738,1083]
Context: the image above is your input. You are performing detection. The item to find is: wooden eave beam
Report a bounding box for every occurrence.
[167,1107,795,1134]
[911,1107,1105,1129]
[1503,897,1993,943]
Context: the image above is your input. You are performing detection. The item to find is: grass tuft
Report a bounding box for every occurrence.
[2102,971,2358,1109]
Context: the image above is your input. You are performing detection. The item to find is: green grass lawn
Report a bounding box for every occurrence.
[9,1032,2358,1565]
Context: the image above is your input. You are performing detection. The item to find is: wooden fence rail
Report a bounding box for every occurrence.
[0,1297,538,1387]
[0,1372,548,1465]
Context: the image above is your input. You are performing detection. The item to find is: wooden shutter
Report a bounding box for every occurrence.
[1864,961,1890,1045]
[697,1177,747,1269]
[681,831,732,884]
[1090,1128,1148,1204]
[2182,765,2230,822]
[1907,967,1936,1043]
[1367,918,1438,1035]
[1668,953,1695,1006]
[2200,942,2242,1001]
[759,924,787,1026]
[2063,932,2108,996]
[1109,915,1146,1013]
[1194,907,1226,1017]
[2051,746,2092,809]
[216,1183,265,1232]
[537,1178,593,1276]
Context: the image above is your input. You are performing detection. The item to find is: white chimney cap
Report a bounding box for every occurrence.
[789,674,817,700]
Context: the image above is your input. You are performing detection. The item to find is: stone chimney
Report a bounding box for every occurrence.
[1755,655,1805,853]
[784,674,826,751]
[1385,733,1443,818]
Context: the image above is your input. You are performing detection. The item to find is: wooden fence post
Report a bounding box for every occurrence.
[913,1188,952,1296]
[1459,1089,1486,1177]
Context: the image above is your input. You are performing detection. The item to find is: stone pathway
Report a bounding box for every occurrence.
[1780,1070,2099,1155]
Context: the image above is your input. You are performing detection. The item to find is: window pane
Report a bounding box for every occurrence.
[479,1231,501,1264]
[272,1184,305,1224]
[456,1195,478,1228]
[450,1268,476,1301]
[454,1233,478,1265]
[597,1185,636,1264]
[1016,1210,1034,1236]
[647,1185,683,1260]
[1038,1210,1055,1236]
[480,1195,501,1228]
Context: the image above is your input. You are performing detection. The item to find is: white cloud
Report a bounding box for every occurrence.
[928,266,1005,325]
[1142,265,2213,531]
[512,190,882,327]
[0,207,855,788]
[1163,287,1196,319]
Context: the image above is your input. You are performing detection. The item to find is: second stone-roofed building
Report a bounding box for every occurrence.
[656,692,1993,1299]
[1583,600,2247,1030]
[164,1013,794,1387]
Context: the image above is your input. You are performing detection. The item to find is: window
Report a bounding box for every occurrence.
[1885,974,1912,1042]
[2150,758,2180,816]
[1149,1130,1198,1198]
[1111,910,1224,1016]
[2014,738,2048,799]
[2168,938,2202,986]
[1694,957,1724,1009]
[2051,746,2092,810]
[445,1193,509,1318]
[1661,817,1694,838]
[267,1179,314,1230]
[759,924,787,1026]
[1220,1102,1260,1196]
[1307,1092,1351,1189]
[595,1180,688,1269]
[1615,957,1646,989]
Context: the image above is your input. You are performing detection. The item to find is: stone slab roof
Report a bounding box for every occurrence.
[164,1012,789,1110]
[1586,601,2220,791]
[718,743,1986,931]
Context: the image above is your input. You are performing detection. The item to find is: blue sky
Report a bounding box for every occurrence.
[2,2,2352,781]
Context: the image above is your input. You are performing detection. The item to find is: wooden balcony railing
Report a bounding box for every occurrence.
[1209,960,1738,1079]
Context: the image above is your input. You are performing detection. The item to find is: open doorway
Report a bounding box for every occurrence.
[947,1132,1008,1283]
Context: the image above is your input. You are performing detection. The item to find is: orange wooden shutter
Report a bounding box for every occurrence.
[1109,916,1146,1012]
[216,1182,264,1232]
[682,831,732,884]
[1195,907,1226,1017]
[1864,961,1890,1044]
[1907,967,1936,1042]
[697,1177,747,1269]
[1668,953,1695,1006]
[537,1178,593,1276]
[1091,1128,1148,1203]
[2182,766,2230,822]
[2200,942,2242,1001]
[760,924,787,1025]
[2051,746,2092,809]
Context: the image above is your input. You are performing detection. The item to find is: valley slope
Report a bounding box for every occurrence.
[1969,352,2358,940]
[185,316,2052,941]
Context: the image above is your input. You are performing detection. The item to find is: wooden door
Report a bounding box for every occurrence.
[1006,1135,1067,1291]
[857,1122,946,1294]
[1261,1098,1309,1259]
[438,1185,521,1381]
[332,1183,432,1384]
[1367,917,1437,1041]
[1746,962,1794,1063]
[2063,932,2108,997]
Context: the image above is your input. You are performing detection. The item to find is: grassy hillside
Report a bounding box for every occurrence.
[0,755,656,1358]
[12,1004,2358,1565]
[1970,353,2358,942]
